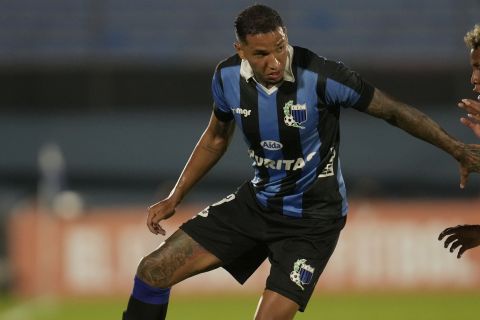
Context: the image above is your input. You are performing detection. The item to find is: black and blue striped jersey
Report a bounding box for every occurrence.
[212,45,374,219]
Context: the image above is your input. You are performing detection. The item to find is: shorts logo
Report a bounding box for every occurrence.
[260,140,283,151]
[283,100,307,129]
[290,259,315,290]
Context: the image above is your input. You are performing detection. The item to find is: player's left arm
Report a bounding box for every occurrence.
[364,88,480,188]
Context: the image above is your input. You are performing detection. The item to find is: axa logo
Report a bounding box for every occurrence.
[260,140,283,150]
[233,107,251,118]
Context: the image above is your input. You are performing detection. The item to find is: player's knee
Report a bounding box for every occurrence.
[136,254,172,289]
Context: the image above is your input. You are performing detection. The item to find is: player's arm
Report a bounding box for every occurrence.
[364,88,480,188]
[147,112,235,235]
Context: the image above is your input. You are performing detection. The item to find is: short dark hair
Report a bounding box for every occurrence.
[234,4,285,43]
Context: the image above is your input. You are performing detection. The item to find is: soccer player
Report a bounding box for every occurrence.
[439,24,480,259]
[123,6,480,320]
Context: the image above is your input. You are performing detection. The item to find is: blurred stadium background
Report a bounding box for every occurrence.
[1,0,480,319]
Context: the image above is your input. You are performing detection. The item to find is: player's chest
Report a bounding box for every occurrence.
[229,83,321,140]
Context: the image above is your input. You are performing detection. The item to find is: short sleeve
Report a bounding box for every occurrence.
[211,69,234,122]
[324,61,374,111]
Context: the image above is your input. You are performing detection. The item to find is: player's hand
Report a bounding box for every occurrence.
[146,198,177,235]
[438,224,480,258]
[457,143,480,189]
[458,98,480,138]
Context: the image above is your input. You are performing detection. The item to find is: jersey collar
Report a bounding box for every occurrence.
[240,44,295,84]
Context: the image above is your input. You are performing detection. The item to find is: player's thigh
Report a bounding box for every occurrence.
[137,229,222,287]
[254,289,298,320]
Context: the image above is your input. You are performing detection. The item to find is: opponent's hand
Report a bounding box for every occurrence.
[458,143,480,189]
[146,198,177,235]
[438,224,480,258]
[458,98,480,138]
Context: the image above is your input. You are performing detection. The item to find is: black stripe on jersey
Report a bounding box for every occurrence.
[301,50,343,217]
[239,79,270,184]
[294,47,340,182]
[315,60,340,177]
[267,80,303,211]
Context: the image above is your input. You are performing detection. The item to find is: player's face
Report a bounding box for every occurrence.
[235,27,288,89]
[470,48,480,94]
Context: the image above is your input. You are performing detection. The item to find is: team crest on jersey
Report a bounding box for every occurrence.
[290,259,315,290]
[283,100,307,129]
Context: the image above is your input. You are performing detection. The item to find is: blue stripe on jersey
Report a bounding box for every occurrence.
[255,88,285,207]
[220,66,243,133]
[325,78,361,107]
[212,71,230,114]
[282,68,320,217]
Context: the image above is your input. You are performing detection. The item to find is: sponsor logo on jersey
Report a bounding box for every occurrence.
[283,100,307,129]
[290,259,315,290]
[318,148,336,178]
[260,140,283,151]
[248,149,316,171]
[233,107,252,118]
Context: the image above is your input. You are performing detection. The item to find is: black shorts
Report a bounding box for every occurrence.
[180,182,346,312]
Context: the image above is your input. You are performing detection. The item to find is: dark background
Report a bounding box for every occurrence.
[1,0,480,211]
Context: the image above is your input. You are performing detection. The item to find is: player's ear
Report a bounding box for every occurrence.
[234,41,245,60]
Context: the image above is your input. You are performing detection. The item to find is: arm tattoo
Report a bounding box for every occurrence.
[365,89,462,159]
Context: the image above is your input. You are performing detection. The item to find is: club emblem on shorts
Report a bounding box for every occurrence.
[290,259,315,290]
[283,100,307,129]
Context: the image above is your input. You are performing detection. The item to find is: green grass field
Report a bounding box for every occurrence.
[0,292,479,320]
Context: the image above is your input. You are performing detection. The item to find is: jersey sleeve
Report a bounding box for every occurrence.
[211,68,234,122]
[324,61,374,111]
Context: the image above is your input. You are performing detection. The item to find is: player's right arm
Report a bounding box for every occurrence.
[458,98,480,138]
[147,112,235,235]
